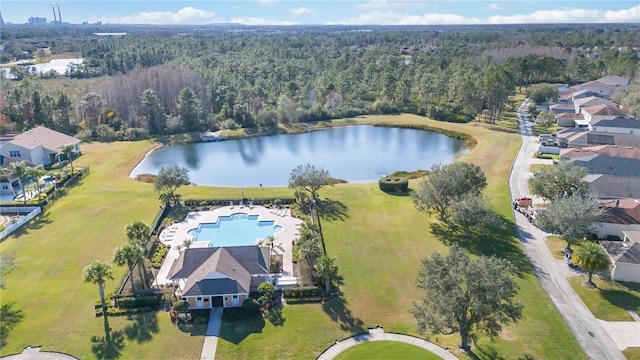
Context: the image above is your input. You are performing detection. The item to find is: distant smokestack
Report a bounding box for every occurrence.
[51,3,57,22]
[56,3,62,23]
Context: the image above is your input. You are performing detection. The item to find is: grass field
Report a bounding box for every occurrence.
[0,110,586,359]
[568,277,640,322]
[333,341,441,360]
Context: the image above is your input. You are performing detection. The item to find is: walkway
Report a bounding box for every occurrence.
[1,347,78,360]
[509,99,627,360]
[317,327,458,360]
[200,307,224,360]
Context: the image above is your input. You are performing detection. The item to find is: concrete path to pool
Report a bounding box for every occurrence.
[316,328,459,360]
[200,307,224,360]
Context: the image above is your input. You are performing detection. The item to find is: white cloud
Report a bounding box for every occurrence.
[355,0,425,11]
[289,7,315,15]
[604,5,640,22]
[334,5,640,25]
[484,3,501,11]
[93,7,222,25]
[329,11,480,25]
[230,16,296,25]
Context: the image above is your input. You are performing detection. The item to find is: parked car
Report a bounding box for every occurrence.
[539,134,553,142]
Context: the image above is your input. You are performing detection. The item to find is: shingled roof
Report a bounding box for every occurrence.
[9,126,80,151]
[569,155,640,177]
[169,246,270,297]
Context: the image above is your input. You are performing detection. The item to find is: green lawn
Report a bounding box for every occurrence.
[624,347,640,360]
[530,164,553,173]
[0,113,587,359]
[568,277,640,322]
[333,341,441,360]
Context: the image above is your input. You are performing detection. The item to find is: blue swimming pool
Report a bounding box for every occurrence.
[187,213,282,247]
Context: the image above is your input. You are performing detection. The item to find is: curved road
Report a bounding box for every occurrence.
[509,99,625,360]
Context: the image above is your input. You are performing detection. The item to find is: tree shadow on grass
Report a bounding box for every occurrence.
[322,292,366,334]
[317,198,349,222]
[264,304,286,326]
[598,287,640,312]
[468,346,536,360]
[430,216,533,278]
[3,211,53,240]
[217,308,266,345]
[124,312,159,343]
[91,330,125,360]
[0,302,24,348]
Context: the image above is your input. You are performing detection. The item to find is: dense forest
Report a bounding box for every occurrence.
[1,24,639,141]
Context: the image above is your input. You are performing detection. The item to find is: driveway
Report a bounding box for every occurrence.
[509,99,627,360]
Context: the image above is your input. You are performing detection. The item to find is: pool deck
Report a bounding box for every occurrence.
[154,205,302,287]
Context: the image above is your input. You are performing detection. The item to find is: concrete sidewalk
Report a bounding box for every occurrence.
[317,327,458,360]
[200,307,224,360]
[510,99,626,360]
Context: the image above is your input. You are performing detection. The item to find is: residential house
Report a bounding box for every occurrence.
[573,96,616,114]
[549,102,575,117]
[589,116,640,135]
[557,128,640,148]
[594,198,640,241]
[596,75,629,87]
[168,246,271,309]
[560,145,640,161]
[571,90,603,102]
[581,105,628,124]
[567,155,640,177]
[585,174,640,199]
[556,112,585,128]
[600,231,640,283]
[0,126,81,167]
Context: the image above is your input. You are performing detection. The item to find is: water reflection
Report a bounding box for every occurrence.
[131,125,468,187]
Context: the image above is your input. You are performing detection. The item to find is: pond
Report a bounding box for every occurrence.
[1,58,83,78]
[130,125,469,187]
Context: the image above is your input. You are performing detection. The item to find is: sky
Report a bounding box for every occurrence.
[1,1,638,26]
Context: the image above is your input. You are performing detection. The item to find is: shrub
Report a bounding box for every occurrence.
[283,286,322,300]
[173,300,190,313]
[242,298,260,315]
[96,306,153,317]
[116,295,159,309]
[124,127,150,141]
[151,243,168,268]
[378,177,409,192]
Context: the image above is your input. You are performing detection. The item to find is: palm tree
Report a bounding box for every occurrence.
[113,242,144,295]
[82,261,114,334]
[57,144,77,174]
[26,165,47,197]
[126,221,151,246]
[573,242,612,287]
[297,228,321,267]
[4,161,29,204]
[314,255,338,295]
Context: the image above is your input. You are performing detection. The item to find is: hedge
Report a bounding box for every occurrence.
[116,295,160,309]
[183,196,296,208]
[378,177,409,192]
[283,286,322,300]
[95,306,153,317]
[151,243,168,269]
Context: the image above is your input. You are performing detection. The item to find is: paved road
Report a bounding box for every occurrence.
[509,99,626,360]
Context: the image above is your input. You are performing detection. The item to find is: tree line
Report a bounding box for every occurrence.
[1,26,638,140]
